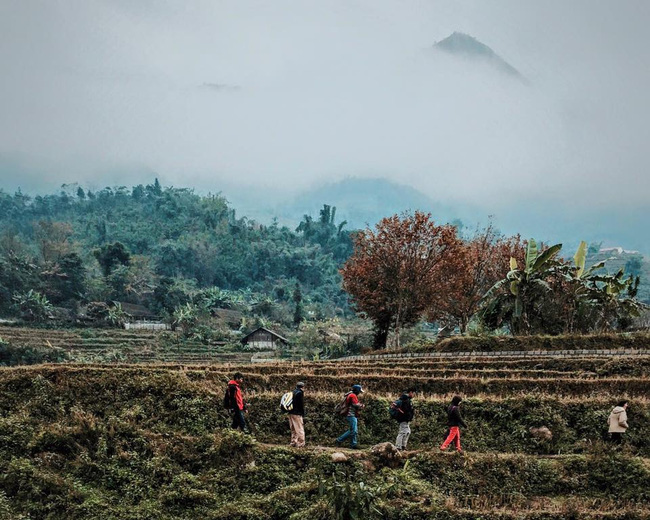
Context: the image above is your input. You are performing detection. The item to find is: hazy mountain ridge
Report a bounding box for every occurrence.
[278,177,463,230]
[434,31,526,80]
[241,177,649,258]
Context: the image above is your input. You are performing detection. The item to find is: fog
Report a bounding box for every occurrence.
[1,1,649,248]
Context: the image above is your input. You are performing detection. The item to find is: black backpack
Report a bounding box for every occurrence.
[223,385,235,410]
[389,399,404,421]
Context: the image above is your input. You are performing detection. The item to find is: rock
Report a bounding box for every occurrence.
[369,442,403,468]
[529,426,553,441]
[331,452,348,463]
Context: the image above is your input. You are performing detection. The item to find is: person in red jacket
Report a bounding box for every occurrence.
[335,384,365,449]
[226,373,248,432]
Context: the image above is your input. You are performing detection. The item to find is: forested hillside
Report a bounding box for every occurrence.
[0,181,647,352]
[0,181,353,325]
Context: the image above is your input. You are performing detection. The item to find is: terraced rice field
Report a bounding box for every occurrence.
[1,331,649,517]
[0,325,252,364]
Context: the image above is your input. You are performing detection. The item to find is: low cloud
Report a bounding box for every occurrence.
[0,1,648,244]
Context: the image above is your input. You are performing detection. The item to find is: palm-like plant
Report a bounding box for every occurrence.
[482,239,562,334]
[556,241,607,332]
[106,303,127,327]
[585,269,645,331]
[172,303,200,336]
[482,239,647,335]
[12,290,53,322]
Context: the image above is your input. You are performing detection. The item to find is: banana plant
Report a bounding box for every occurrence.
[583,269,645,330]
[508,239,562,318]
[482,239,563,333]
[564,240,606,281]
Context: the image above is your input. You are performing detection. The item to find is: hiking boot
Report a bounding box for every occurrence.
[335,439,342,447]
[350,445,361,450]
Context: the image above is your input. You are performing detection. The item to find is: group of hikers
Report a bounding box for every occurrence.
[225,373,631,451]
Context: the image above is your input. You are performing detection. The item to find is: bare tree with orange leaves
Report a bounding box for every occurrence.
[340,211,460,349]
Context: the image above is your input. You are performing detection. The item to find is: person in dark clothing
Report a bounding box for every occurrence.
[395,388,416,450]
[440,395,466,453]
[289,382,306,447]
[226,372,248,432]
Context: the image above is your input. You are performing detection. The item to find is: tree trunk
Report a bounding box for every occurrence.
[373,324,390,349]
[459,315,468,334]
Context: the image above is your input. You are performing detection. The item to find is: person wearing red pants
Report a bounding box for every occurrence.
[440,395,466,453]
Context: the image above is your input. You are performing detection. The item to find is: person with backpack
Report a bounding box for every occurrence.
[225,372,248,433]
[284,382,306,447]
[335,384,365,449]
[440,395,466,453]
[392,388,416,451]
[608,399,630,444]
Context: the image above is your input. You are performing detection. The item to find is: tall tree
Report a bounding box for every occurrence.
[93,242,131,277]
[33,221,74,263]
[435,227,524,333]
[293,282,303,328]
[341,212,460,348]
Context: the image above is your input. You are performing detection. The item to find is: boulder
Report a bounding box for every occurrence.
[529,426,553,441]
[369,442,403,468]
[331,452,348,463]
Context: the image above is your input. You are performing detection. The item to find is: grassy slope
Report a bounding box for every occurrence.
[1,364,650,518]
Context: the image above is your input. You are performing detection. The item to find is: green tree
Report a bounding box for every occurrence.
[93,242,131,277]
[43,252,86,304]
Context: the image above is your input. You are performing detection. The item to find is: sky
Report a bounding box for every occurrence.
[0,0,649,249]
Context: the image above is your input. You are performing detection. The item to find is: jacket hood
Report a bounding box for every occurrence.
[227,380,240,386]
[612,406,625,414]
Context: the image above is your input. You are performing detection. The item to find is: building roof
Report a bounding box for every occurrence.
[599,247,640,255]
[240,327,289,345]
[213,308,243,325]
[111,301,157,318]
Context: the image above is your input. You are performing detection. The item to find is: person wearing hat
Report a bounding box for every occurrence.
[335,384,365,449]
[289,382,306,448]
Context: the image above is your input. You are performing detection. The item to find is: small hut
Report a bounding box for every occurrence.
[240,327,289,351]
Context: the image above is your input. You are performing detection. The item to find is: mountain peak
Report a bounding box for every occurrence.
[433,32,524,80]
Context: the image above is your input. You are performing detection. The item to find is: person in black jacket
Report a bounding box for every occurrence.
[395,388,416,451]
[440,395,466,453]
[289,382,305,447]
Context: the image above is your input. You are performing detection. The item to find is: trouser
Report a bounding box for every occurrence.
[610,432,623,444]
[337,416,358,447]
[289,414,305,447]
[440,426,462,451]
[231,409,247,431]
[396,421,411,449]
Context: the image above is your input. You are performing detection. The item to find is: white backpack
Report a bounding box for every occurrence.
[280,391,294,412]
